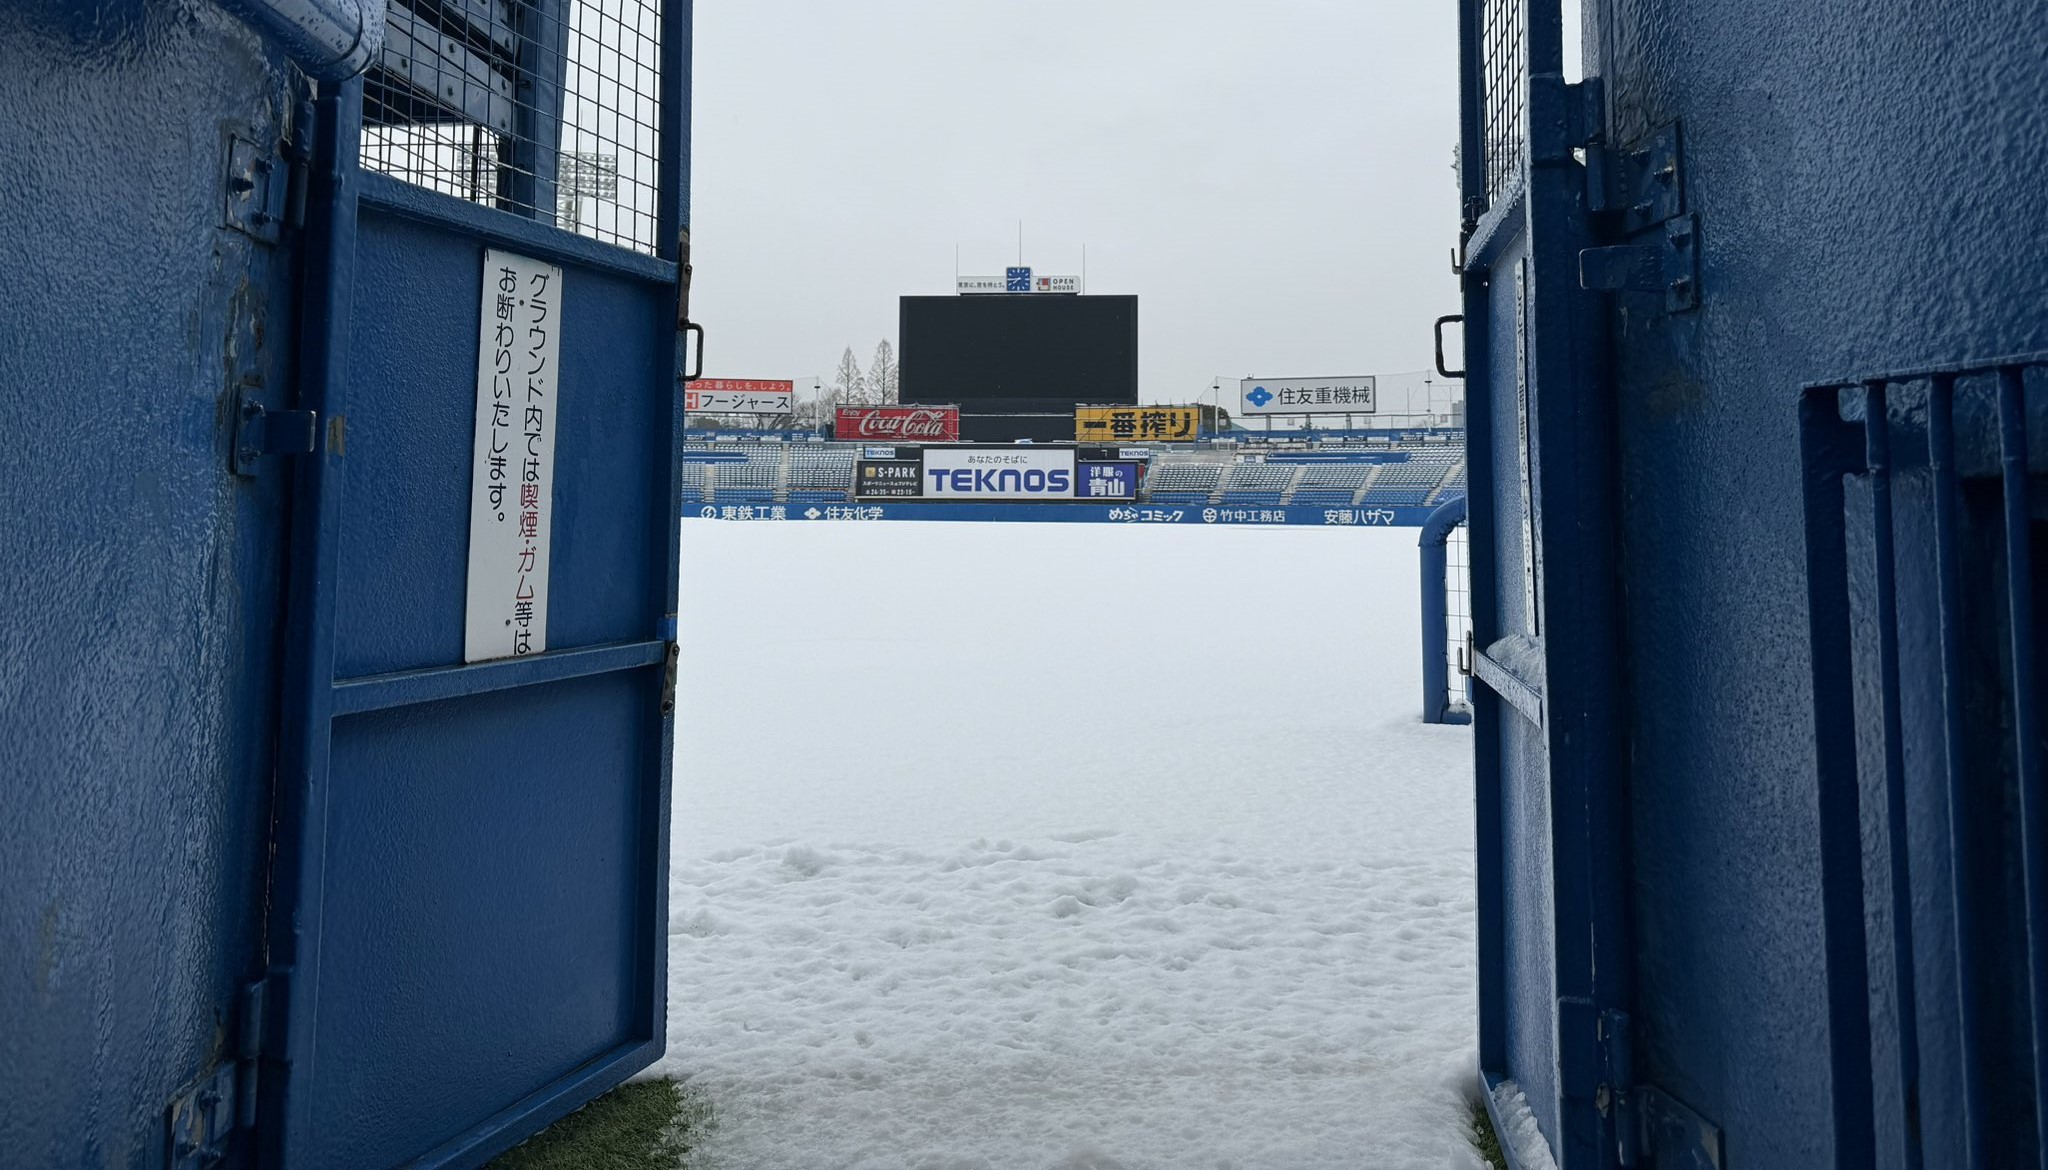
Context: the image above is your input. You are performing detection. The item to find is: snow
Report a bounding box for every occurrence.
[656,520,1482,1169]
[1488,1080,1559,1170]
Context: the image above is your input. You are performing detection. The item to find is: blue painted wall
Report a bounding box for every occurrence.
[0,1,295,1164]
[1596,0,2048,1164]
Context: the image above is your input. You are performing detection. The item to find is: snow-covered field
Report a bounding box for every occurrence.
[655,521,1479,1169]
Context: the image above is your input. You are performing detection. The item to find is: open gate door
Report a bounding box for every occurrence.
[258,2,692,1165]
[1455,2,1636,1167]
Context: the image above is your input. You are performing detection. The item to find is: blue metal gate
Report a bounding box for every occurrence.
[1455,1,1638,1165]
[255,2,692,1164]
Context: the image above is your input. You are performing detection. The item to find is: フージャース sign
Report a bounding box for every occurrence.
[465,248,562,662]
[684,378,793,414]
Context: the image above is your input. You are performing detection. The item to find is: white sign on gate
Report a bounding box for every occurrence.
[465,248,563,662]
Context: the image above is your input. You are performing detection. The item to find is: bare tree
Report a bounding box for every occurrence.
[869,339,898,404]
[833,346,868,406]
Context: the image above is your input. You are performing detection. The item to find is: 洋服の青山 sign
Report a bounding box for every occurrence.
[836,405,960,441]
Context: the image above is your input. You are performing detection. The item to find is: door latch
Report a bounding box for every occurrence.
[233,387,319,476]
[660,641,679,715]
[676,228,705,384]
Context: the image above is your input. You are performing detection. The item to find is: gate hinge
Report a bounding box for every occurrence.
[225,133,292,246]
[1578,213,1701,312]
[1528,75,1607,164]
[233,387,320,476]
[166,1062,236,1170]
[660,640,679,715]
[1586,122,1685,233]
[1599,1008,1640,1166]
[1637,1084,1725,1169]
[165,976,277,1170]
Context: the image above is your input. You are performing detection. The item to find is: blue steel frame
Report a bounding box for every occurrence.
[1420,496,1472,725]
[1798,352,2048,1170]
[258,3,691,1163]
[1459,0,1632,1165]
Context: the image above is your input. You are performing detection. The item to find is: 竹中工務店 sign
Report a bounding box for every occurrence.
[465,248,563,662]
[1075,405,1200,442]
[684,378,793,414]
[1238,376,1377,415]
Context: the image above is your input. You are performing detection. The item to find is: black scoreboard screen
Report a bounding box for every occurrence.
[898,294,1138,407]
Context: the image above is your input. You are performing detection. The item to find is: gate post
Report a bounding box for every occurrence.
[1420,495,1470,724]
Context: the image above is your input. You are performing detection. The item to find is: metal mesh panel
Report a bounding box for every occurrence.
[362,0,663,254]
[1446,519,1472,715]
[1480,0,1525,199]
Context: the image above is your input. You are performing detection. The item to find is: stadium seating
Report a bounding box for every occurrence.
[786,447,855,502]
[1215,462,1297,506]
[1286,463,1375,506]
[1364,451,1459,507]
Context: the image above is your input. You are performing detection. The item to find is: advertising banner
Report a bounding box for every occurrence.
[955,270,1080,295]
[691,501,1439,527]
[1075,405,1201,442]
[1238,376,1377,416]
[853,457,923,498]
[1074,461,1140,499]
[836,405,960,442]
[920,447,1076,500]
[685,378,794,414]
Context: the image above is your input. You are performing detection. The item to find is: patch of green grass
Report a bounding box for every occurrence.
[486,1078,713,1170]
[1468,1097,1507,1170]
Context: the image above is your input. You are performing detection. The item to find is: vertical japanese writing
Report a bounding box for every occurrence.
[466,250,564,662]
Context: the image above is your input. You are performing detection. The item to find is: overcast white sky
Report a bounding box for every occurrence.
[686,2,1461,403]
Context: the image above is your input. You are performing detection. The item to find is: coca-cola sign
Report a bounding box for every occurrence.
[836,406,960,442]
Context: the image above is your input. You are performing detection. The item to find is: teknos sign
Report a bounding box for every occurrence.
[921,447,1075,499]
[835,405,960,442]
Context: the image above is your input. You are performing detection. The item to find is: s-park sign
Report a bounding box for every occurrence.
[854,458,923,498]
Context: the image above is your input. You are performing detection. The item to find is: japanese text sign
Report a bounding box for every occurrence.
[465,249,563,662]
